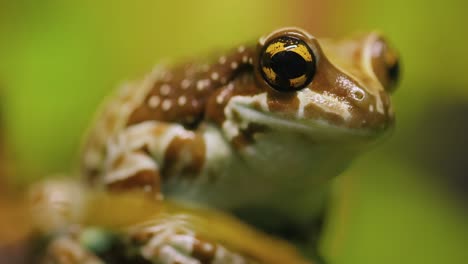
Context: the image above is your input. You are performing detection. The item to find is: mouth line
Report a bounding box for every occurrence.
[234,104,377,142]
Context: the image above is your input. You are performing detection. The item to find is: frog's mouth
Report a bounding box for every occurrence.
[233,103,380,144]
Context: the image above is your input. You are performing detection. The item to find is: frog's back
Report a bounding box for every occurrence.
[81,47,256,184]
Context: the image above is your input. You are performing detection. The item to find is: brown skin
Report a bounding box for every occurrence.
[68,27,400,264]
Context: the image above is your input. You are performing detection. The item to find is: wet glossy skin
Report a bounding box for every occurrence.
[72,27,399,262]
[83,28,397,188]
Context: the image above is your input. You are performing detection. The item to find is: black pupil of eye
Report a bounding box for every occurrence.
[260,36,316,91]
[270,50,308,80]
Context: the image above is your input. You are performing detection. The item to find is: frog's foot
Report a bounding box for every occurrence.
[42,225,258,264]
[131,217,258,264]
[41,228,153,264]
[41,235,104,264]
[138,233,255,264]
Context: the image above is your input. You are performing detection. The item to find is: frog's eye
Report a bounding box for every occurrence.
[260,36,316,92]
[371,38,400,92]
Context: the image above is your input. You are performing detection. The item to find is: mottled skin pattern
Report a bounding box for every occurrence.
[39,27,399,263]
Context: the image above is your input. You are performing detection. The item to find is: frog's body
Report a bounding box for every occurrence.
[35,27,399,264]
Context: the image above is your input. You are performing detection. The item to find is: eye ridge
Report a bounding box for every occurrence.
[260,36,316,92]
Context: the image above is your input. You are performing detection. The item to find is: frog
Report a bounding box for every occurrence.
[30,27,400,264]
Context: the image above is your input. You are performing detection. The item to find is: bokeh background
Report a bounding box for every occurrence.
[1,0,467,263]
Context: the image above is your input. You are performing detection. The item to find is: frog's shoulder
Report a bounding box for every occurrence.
[80,44,257,178]
[81,66,167,176]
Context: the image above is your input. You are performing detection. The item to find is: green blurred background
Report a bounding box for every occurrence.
[1,0,467,263]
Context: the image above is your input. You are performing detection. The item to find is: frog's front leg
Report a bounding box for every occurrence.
[101,121,165,193]
[101,121,231,195]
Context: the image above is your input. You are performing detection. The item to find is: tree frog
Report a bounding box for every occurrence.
[31,27,400,264]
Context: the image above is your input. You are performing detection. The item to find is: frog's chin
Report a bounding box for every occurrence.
[235,105,380,144]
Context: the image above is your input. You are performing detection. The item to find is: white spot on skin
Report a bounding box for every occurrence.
[162,99,172,111]
[242,55,248,63]
[159,245,198,264]
[336,75,355,89]
[214,246,227,262]
[212,244,245,263]
[168,234,195,254]
[202,243,213,252]
[181,79,191,90]
[216,83,233,105]
[248,57,253,64]
[238,45,245,53]
[148,96,161,108]
[178,96,187,106]
[211,72,219,81]
[160,84,171,96]
[197,79,210,91]
[230,62,238,70]
[218,56,226,64]
[297,89,351,120]
[369,105,374,112]
[216,94,224,104]
[222,93,269,139]
[105,153,157,185]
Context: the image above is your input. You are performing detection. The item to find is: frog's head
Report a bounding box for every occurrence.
[221,27,400,146]
[205,27,401,220]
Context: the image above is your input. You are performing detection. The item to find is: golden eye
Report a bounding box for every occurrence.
[371,38,401,92]
[259,36,316,92]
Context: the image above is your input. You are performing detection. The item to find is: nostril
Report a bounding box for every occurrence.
[336,75,367,102]
[350,87,365,101]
